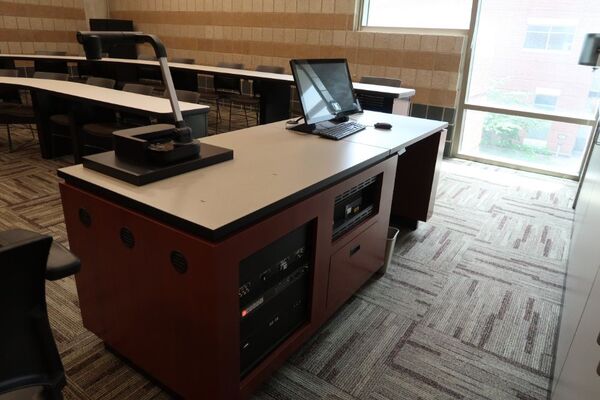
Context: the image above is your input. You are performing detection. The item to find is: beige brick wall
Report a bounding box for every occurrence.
[110,0,466,108]
[0,0,88,56]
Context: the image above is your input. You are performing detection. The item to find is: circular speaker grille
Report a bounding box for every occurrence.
[78,208,92,227]
[170,251,188,274]
[119,227,135,248]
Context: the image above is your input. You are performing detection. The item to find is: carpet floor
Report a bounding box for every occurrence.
[0,128,576,400]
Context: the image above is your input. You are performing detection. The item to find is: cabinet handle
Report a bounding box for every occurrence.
[597,360,600,376]
[597,330,600,346]
[350,244,361,256]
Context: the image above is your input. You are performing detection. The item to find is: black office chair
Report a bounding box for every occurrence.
[0,229,81,400]
[169,57,195,64]
[0,69,21,104]
[48,77,117,162]
[168,58,198,93]
[0,72,68,151]
[212,62,244,131]
[227,65,285,129]
[32,72,69,81]
[356,76,402,113]
[33,51,69,75]
[81,83,155,154]
[163,89,200,104]
[137,54,162,91]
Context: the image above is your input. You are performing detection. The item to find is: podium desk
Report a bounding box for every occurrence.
[57,110,446,399]
[0,76,209,160]
[0,54,415,123]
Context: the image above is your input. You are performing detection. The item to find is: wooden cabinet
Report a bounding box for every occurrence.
[327,221,386,313]
[60,155,398,400]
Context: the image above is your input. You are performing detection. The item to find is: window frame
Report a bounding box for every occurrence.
[523,24,576,52]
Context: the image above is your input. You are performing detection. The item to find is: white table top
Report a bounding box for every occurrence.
[0,76,208,115]
[0,53,415,98]
[58,111,446,238]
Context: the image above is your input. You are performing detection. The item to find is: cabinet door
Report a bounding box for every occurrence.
[552,267,600,399]
[554,145,600,386]
[327,221,386,313]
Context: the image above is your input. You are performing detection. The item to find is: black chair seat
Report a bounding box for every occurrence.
[83,122,132,138]
[0,103,35,120]
[229,94,259,106]
[46,242,81,281]
[49,114,69,126]
[198,90,219,100]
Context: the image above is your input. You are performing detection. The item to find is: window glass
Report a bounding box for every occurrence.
[362,0,472,30]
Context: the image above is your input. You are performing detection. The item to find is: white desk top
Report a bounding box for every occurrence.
[0,76,208,115]
[58,111,446,239]
[0,54,415,99]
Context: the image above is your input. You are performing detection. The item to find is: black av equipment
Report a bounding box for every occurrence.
[239,223,312,377]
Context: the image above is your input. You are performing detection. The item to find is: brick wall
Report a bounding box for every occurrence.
[110,0,466,136]
[0,0,87,55]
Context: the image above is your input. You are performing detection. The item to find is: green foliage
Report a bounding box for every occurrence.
[481,113,553,158]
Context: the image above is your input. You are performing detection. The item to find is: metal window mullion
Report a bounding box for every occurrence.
[463,102,596,126]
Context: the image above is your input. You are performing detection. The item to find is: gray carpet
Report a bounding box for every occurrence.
[0,128,576,399]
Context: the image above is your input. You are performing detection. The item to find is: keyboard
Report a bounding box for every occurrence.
[315,121,366,140]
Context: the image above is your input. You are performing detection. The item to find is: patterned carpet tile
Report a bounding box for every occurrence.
[394,222,474,273]
[356,256,448,321]
[474,212,570,262]
[11,193,65,228]
[379,325,550,400]
[421,273,559,375]
[253,364,358,400]
[289,297,415,398]
[0,127,577,400]
[458,244,565,303]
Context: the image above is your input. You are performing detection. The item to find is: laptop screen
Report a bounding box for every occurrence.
[290,59,360,125]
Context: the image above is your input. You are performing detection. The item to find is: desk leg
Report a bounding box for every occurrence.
[258,81,291,124]
[68,107,82,164]
[31,91,53,159]
[390,129,446,228]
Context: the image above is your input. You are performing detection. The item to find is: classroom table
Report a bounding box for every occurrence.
[0,76,209,160]
[0,54,415,123]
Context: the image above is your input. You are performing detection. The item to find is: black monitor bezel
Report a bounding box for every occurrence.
[290,58,360,125]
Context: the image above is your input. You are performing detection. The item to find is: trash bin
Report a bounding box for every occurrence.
[381,226,399,275]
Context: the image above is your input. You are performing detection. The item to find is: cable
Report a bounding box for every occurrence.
[286,116,304,124]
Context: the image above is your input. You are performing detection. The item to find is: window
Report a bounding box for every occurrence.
[523,23,575,51]
[361,0,472,30]
[533,88,560,111]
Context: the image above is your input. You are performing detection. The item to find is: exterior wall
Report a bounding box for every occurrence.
[0,0,88,55]
[466,0,600,157]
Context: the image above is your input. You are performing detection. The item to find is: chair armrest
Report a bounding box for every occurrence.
[46,242,80,281]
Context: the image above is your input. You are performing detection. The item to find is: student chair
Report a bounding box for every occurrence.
[0,229,81,400]
[227,65,285,129]
[0,72,68,152]
[356,76,402,113]
[33,51,69,75]
[48,77,116,162]
[80,83,155,154]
